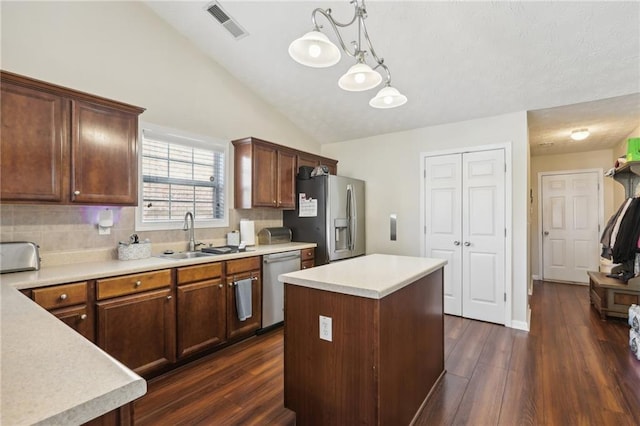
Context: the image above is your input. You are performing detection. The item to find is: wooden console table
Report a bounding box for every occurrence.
[588,271,640,319]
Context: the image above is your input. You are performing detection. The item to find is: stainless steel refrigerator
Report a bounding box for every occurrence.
[283,174,365,265]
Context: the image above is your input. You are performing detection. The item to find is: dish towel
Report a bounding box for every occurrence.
[235,278,253,321]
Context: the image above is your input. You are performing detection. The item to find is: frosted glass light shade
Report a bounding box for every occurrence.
[369,85,407,108]
[288,31,341,68]
[338,63,382,91]
[570,129,590,140]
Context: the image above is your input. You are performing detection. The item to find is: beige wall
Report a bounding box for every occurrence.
[0,1,317,263]
[321,111,531,328]
[529,149,615,279]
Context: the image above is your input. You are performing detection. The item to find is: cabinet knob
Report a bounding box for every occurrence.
[80,314,87,320]
[218,284,223,289]
[167,295,172,300]
[135,280,142,287]
[59,293,68,300]
[453,241,461,246]
[464,241,471,246]
[73,190,80,196]
[229,283,234,287]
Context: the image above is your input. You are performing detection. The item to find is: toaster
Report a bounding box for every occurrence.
[0,241,41,273]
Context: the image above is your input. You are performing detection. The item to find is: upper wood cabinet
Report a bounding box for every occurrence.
[0,70,144,205]
[232,137,337,209]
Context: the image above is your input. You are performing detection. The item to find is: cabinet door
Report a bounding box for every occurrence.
[96,288,175,377]
[1,80,67,201]
[296,153,319,171]
[177,279,226,358]
[278,149,296,209]
[51,304,95,342]
[71,100,138,205]
[226,272,262,341]
[252,143,278,207]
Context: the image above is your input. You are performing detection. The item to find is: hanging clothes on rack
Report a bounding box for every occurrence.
[612,197,640,264]
[601,198,632,260]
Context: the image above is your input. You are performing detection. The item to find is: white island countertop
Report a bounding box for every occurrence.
[279,254,447,299]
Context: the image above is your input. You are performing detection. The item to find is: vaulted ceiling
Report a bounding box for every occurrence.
[144,1,640,155]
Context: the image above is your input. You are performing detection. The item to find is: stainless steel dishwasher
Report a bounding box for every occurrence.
[262,250,301,331]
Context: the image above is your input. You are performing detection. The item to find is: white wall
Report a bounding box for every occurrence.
[613,124,640,207]
[321,112,530,328]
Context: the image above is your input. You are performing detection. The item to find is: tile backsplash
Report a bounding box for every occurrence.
[0,204,282,266]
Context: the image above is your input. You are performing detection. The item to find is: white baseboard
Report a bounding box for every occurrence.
[510,308,530,332]
[532,274,541,281]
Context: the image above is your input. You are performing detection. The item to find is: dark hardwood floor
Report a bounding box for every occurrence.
[133,281,640,425]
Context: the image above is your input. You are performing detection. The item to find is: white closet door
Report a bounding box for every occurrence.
[461,149,506,324]
[424,154,462,316]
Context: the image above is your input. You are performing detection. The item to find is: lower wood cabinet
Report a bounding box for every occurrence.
[30,281,95,342]
[301,247,315,270]
[226,257,262,341]
[176,263,226,358]
[96,288,176,377]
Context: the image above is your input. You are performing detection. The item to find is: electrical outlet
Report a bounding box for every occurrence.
[319,315,332,342]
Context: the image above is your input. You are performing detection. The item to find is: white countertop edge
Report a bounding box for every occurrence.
[279,255,447,299]
[1,242,316,290]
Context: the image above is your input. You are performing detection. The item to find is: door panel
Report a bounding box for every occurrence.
[461,150,505,324]
[542,172,600,283]
[424,154,462,316]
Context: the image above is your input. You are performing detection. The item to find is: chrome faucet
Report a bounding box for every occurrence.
[183,211,196,251]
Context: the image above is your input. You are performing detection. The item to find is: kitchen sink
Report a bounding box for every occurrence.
[158,251,217,260]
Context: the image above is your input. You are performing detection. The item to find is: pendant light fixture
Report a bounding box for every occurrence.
[289,0,407,109]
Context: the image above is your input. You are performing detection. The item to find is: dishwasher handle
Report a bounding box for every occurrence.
[263,253,301,264]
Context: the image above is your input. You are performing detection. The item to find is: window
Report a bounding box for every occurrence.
[135,122,229,231]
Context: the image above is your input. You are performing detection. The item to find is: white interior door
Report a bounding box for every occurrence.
[541,172,600,283]
[461,150,506,324]
[424,154,462,316]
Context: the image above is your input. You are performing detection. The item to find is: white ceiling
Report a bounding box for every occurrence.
[144,1,640,155]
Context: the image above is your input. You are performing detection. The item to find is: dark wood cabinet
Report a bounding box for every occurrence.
[226,256,262,340]
[301,247,315,270]
[232,136,337,209]
[0,70,144,205]
[30,281,95,342]
[176,263,226,358]
[296,152,338,175]
[0,81,66,202]
[71,100,138,204]
[95,269,175,377]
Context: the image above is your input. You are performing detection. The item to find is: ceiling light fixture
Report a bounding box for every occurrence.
[570,128,590,141]
[288,0,407,109]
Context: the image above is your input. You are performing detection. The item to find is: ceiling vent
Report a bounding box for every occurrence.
[206,1,248,40]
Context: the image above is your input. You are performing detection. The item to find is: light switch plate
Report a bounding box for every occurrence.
[319,315,332,342]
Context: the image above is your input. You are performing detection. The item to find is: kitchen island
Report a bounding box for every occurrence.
[279,254,446,425]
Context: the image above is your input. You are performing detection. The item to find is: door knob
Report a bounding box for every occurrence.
[464,241,471,246]
[453,241,461,246]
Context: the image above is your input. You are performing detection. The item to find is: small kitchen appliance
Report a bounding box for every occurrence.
[0,241,40,273]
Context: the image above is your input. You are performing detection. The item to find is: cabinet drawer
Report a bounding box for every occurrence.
[33,282,87,309]
[607,288,640,313]
[97,270,172,300]
[226,256,261,275]
[301,248,315,261]
[301,259,315,270]
[177,262,223,285]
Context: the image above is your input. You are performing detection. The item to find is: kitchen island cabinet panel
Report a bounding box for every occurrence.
[0,80,66,202]
[96,288,176,377]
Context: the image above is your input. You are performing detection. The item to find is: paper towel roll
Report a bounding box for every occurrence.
[240,220,255,246]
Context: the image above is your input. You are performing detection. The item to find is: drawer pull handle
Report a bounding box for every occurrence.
[135,280,142,287]
[59,293,68,300]
[167,295,172,300]
[80,314,87,320]
[73,190,80,196]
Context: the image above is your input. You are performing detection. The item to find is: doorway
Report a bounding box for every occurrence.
[538,170,603,284]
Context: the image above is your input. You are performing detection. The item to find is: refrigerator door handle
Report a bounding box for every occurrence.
[346,184,354,251]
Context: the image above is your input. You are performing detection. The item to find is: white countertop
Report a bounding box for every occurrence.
[0,242,315,425]
[279,254,446,299]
